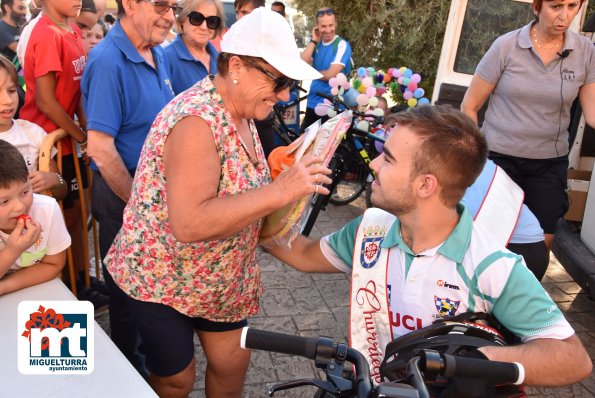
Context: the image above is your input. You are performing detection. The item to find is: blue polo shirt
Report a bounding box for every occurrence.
[81,20,175,171]
[461,160,543,244]
[163,35,219,95]
[306,36,352,109]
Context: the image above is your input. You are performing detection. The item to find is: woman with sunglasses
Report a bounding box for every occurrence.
[104,8,327,398]
[164,0,224,95]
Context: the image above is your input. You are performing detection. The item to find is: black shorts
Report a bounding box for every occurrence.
[507,241,549,281]
[118,284,247,377]
[489,152,568,234]
[60,154,89,209]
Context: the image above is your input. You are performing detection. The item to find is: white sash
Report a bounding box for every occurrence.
[474,166,524,246]
[350,209,395,384]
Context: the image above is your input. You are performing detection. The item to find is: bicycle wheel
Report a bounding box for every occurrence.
[329,155,368,206]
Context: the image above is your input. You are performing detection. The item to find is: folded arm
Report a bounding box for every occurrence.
[0,250,66,296]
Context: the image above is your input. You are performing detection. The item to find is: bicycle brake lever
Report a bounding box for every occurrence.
[267,378,342,397]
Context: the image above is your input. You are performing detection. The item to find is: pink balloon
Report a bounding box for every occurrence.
[411,73,421,83]
[403,90,413,100]
[392,69,402,78]
[342,81,351,90]
[329,77,338,88]
[407,82,418,91]
[315,104,327,116]
[366,87,376,97]
[397,76,404,85]
[362,77,373,88]
[376,87,387,95]
[356,94,369,106]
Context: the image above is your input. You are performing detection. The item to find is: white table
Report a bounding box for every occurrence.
[0,278,157,398]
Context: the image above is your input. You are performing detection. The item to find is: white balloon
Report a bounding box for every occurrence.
[368,97,379,107]
[327,109,337,118]
[356,120,370,131]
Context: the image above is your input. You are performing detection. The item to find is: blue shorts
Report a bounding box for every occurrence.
[119,285,248,377]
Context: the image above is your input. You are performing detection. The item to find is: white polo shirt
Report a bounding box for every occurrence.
[321,205,574,342]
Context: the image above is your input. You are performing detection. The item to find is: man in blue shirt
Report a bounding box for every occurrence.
[300,7,352,131]
[82,0,176,377]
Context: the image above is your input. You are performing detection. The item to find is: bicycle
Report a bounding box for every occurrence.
[301,93,385,237]
[272,86,308,145]
[241,327,524,398]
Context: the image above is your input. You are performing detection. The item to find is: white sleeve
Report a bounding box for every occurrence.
[45,200,71,256]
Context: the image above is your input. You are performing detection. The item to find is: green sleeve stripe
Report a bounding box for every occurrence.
[327,215,363,267]
[492,260,566,338]
[456,262,475,311]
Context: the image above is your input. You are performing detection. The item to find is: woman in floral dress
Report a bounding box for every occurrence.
[104,8,327,398]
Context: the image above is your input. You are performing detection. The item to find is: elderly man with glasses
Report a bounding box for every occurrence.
[300,7,352,131]
[81,0,178,378]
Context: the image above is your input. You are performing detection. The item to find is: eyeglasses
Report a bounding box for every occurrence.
[315,8,335,17]
[242,58,298,93]
[142,0,182,16]
[187,11,221,30]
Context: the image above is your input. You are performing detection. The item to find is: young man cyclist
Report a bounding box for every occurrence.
[266,105,592,387]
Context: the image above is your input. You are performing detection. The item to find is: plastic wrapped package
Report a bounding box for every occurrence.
[260,111,353,248]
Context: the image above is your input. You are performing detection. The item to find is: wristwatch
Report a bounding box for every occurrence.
[310,39,319,45]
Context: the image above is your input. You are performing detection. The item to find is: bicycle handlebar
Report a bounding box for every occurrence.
[436,352,523,385]
[241,327,319,359]
[242,327,524,397]
[242,327,374,398]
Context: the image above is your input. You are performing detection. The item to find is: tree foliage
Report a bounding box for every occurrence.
[293,0,451,99]
[293,0,595,101]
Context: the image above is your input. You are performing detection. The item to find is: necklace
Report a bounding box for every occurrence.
[45,13,73,33]
[531,26,562,50]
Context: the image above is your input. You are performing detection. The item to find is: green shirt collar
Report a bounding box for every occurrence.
[380,204,472,262]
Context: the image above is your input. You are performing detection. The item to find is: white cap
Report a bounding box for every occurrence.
[221,7,322,81]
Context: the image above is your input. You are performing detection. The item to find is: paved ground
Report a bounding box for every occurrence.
[95,195,595,397]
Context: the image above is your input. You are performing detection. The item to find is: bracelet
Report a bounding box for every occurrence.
[55,173,66,186]
[310,40,318,46]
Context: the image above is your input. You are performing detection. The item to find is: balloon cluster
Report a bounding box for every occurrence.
[314,66,430,118]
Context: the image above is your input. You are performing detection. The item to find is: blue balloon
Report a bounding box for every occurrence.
[343,88,359,108]
[403,68,413,78]
[357,67,367,77]
[418,97,430,106]
[413,88,425,98]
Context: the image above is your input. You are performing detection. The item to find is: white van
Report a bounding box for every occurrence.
[433,0,595,298]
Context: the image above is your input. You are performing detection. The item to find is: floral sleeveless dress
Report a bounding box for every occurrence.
[105,76,270,321]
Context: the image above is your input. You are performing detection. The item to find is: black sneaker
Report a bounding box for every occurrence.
[78,287,109,312]
[77,272,110,296]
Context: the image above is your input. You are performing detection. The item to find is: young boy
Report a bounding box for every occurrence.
[0,55,67,199]
[0,140,70,296]
[18,0,108,306]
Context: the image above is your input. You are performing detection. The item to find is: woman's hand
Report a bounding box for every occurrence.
[271,155,332,202]
[29,171,59,193]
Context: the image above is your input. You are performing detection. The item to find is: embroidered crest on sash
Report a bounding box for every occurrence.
[434,296,460,318]
[360,225,387,269]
